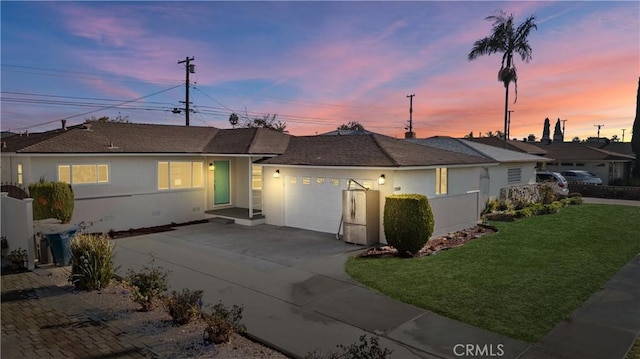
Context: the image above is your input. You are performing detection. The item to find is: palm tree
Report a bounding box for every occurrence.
[468,11,537,148]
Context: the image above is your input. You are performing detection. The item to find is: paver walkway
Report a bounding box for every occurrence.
[1,269,159,359]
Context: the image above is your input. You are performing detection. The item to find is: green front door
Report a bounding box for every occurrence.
[214,160,230,205]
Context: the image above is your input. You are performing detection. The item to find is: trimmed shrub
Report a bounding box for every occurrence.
[29,181,74,223]
[383,194,434,256]
[125,260,171,312]
[69,233,116,291]
[165,288,203,325]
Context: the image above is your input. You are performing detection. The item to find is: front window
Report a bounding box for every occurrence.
[17,164,23,185]
[57,164,109,184]
[436,167,448,195]
[157,161,203,190]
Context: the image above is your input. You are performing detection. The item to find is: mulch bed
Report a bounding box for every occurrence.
[358,224,497,258]
[91,219,210,239]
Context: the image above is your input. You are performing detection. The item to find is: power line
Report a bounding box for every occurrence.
[1,64,180,86]
[8,85,182,131]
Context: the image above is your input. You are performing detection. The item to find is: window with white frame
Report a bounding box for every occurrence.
[17,163,23,185]
[58,164,109,184]
[507,167,522,184]
[157,161,203,190]
[436,167,448,195]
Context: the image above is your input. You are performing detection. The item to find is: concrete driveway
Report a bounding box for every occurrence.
[113,221,529,359]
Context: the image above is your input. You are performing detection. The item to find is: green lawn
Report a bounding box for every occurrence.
[346,204,640,343]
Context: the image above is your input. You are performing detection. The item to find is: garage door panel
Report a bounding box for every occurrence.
[284,176,343,233]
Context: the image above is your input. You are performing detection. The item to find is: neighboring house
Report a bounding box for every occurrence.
[260,133,497,241]
[466,136,548,156]
[466,137,635,185]
[408,137,550,207]
[539,143,635,185]
[1,121,289,233]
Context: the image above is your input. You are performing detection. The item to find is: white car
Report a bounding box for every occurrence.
[536,171,569,196]
[561,170,603,185]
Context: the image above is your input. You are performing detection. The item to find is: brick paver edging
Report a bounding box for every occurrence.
[1,270,166,359]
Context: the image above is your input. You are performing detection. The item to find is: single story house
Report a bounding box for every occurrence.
[2,121,543,243]
[540,143,635,184]
[466,137,635,185]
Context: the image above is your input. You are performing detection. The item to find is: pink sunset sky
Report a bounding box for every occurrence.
[1,1,638,141]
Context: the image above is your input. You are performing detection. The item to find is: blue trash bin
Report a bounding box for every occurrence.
[43,227,79,266]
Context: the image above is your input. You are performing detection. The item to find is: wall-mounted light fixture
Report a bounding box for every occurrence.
[208,163,214,171]
[273,169,281,179]
[378,174,386,185]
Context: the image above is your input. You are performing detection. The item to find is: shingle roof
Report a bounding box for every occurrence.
[4,122,289,155]
[542,143,635,162]
[2,127,74,153]
[261,134,492,167]
[203,128,290,154]
[409,136,550,163]
[598,142,635,157]
[467,137,547,155]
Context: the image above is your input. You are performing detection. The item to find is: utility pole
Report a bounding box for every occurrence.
[594,124,604,138]
[507,110,514,140]
[405,94,415,139]
[561,119,567,141]
[177,56,195,126]
[622,128,626,142]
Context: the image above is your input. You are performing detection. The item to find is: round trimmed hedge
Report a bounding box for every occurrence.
[383,194,434,256]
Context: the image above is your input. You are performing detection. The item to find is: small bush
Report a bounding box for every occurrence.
[125,260,171,311]
[540,185,556,204]
[497,198,513,211]
[69,233,116,291]
[568,192,582,198]
[203,314,234,344]
[383,194,434,256]
[541,201,564,214]
[202,301,246,344]
[305,335,393,359]
[29,181,74,223]
[514,207,534,218]
[8,248,27,270]
[568,196,583,205]
[165,288,203,325]
[481,199,499,216]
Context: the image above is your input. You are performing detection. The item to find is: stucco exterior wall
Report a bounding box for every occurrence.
[263,165,484,243]
[26,155,210,233]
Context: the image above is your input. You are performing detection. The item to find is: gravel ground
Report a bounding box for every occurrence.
[44,267,290,359]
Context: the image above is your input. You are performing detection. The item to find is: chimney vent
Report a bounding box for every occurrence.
[61,119,67,130]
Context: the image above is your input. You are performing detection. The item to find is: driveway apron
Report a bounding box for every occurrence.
[113,222,529,359]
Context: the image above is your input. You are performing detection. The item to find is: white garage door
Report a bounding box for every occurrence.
[284,176,345,233]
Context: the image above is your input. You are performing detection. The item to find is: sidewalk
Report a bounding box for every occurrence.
[1,268,160,359]
[582,197,640,207]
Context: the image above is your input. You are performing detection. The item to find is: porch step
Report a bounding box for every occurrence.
[208,217,235,225]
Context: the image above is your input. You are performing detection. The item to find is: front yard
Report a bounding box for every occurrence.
[346,204,640,342]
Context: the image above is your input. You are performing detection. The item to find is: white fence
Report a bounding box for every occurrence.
[1,192,35,269]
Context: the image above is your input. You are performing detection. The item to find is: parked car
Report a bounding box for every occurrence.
[560,170,603,185]
[536,171,569,197]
